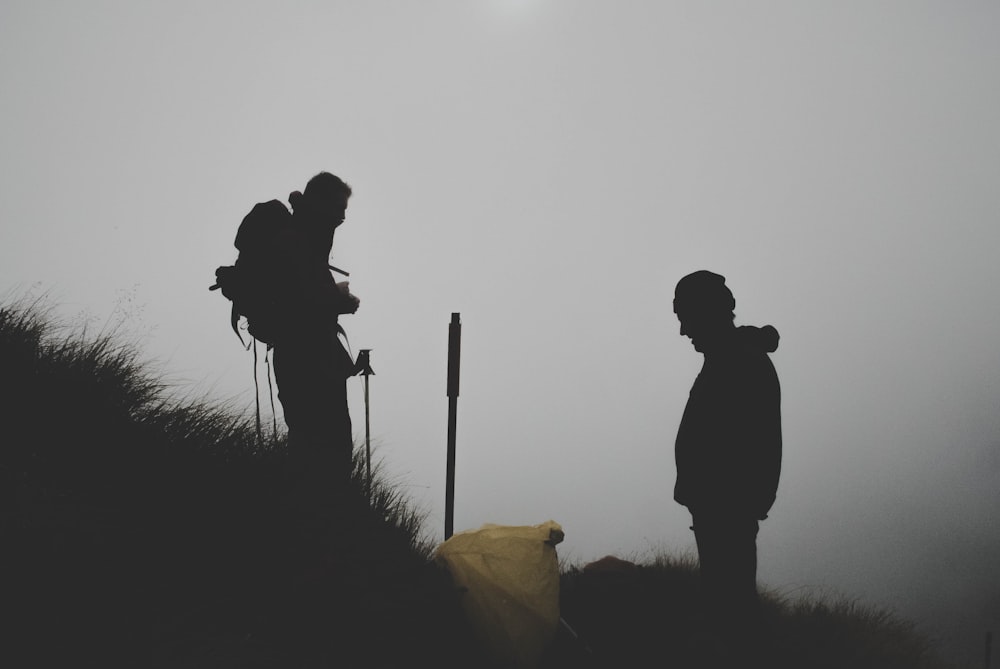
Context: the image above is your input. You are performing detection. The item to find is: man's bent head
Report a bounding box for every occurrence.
[290,172,352,228]
[673,270,736,352]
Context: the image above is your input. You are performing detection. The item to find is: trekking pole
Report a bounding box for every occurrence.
[445,313,461,540]
[355,349,375,499]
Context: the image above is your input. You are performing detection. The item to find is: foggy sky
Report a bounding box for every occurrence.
[2,1,998,662]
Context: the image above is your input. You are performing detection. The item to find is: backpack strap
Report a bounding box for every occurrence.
[231,302,250,350]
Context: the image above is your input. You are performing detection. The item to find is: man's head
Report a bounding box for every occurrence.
[290,171,352,228]
[673,270,736,352]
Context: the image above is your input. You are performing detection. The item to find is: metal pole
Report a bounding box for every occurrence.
[364,373,371,497]
[355,349,375,499]
[445,313,461,540]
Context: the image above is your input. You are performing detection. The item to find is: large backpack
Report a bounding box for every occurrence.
[211,199,292,348]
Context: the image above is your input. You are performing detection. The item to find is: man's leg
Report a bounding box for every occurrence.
[693,514,763,657]
[271,346,356,662]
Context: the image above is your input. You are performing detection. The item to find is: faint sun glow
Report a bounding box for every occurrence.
[487,0,542,21]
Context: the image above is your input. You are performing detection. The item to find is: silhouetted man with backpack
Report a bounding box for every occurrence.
[672,270,781,663]
[215,172,359,490]
[213,172,361,662]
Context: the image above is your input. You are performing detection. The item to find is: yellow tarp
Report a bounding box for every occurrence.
[435,521,564,668]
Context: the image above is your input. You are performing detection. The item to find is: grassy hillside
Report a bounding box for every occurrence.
[0,299,968,668]
[555,553,968,668]
[0,300,482,668]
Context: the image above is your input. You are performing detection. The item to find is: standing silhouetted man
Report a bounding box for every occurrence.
[273,172,360,501]
[269,173,361,663]
[672,270,781,662]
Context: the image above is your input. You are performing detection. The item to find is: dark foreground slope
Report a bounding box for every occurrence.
[0,301,483,668]
[0,300,966,668]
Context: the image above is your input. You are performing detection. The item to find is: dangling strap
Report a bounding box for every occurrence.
[231,303,250,350]
[265,347,278,446]
[252,339,264,444]
[337,323,352,358]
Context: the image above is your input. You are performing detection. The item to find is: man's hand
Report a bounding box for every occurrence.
[336,281,360,314]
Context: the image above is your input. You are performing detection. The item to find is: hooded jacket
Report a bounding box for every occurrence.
[674,324,782,519]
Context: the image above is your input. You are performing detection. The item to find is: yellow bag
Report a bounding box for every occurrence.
[435,521,564,668]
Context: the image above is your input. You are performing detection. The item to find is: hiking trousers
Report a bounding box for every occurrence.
[690,512,764,645]
[272,335,354,482]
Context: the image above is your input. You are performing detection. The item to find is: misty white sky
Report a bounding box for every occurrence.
[2,1,998,660]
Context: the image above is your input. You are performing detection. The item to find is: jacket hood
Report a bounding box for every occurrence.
[736,324,780,353]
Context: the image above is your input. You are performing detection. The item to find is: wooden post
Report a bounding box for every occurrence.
[445,313,461,540]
